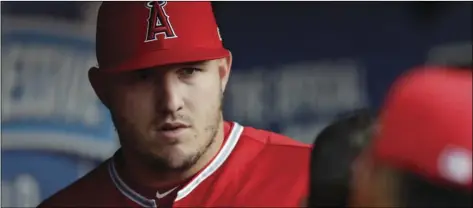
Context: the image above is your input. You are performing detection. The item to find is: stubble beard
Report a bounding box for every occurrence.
[144,112,221,173]
[112,93,224,174]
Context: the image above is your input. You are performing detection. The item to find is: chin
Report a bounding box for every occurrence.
[157,145,195,161]
[166,158,194,170]
[163,152,199,170]
[138,146,195,171]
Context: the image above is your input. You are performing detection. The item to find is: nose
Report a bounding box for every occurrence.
[155,75,184,114]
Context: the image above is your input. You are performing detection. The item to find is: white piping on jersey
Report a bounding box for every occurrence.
[108,122,243,205]
[175,122,243,201]
[109,160,157,207]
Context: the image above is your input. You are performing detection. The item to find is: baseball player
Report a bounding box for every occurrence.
[38,1,310,207]
[308,109,375,207]
[351,66,472,207]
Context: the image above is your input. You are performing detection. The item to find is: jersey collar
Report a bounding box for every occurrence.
[108,122,243,207]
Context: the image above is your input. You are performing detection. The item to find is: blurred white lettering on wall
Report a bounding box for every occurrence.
[1,174,41,207]
[427,42,472,66]
[76,160,96,178]
[1,15,116,205]
[225,59,368,142]
[1,43,102,126]
[282,121,330,143]
[226,70,266,124]
[275,60,366,118]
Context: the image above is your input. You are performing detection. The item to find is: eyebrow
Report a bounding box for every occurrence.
[133,61,208,72]
[180,61,207,66]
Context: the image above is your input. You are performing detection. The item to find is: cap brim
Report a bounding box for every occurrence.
[100,48,230,72]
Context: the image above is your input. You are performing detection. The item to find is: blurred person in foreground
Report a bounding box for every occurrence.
[351,66,472,207]
[38,1,310,207]
[307,110,376,207]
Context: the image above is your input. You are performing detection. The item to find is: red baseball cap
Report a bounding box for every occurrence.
[96,1,229,72]
[372,66,472,190]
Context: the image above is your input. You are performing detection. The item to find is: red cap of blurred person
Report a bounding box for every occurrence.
[95,1,229,72]
[372,66,472,191]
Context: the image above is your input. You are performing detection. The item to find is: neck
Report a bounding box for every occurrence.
[120,120,225,188]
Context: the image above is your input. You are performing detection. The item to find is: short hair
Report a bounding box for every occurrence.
[309,109,376,208]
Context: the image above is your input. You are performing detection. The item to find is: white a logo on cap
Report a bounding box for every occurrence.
[144,1,177,42]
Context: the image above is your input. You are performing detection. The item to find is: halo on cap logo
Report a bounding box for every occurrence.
[217,27,222,41]
[145,1,178,42]
[438,145,472,186]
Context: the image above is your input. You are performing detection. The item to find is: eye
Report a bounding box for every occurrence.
[178,67,202,78]
[135,69,153,80]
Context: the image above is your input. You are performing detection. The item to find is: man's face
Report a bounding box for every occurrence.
[350,153,400,208]
[90,58,231,171]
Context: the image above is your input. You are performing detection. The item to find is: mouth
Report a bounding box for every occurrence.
[156,122,190,139]
[159,122,189,131]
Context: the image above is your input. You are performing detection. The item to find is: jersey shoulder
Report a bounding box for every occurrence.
[37,160,116,207]
[239,125,311,177]
[231,125,311,206]
[241,125,311,150]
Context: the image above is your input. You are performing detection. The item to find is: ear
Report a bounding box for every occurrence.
[219,51,232,92]
[88,66,110,108]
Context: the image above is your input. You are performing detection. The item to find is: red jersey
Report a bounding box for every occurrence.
[38,121,311,207]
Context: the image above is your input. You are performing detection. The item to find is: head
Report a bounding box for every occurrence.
[451,62,473,71]
[351,66,473,207]
[352,158,472,208]
[308,109,375,208]
[89,1,231,172]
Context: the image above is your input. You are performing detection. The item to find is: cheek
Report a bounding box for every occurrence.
[185,83,221,122]
[350,163,373,203]
[111,87,155,121]
[189,83,220,107]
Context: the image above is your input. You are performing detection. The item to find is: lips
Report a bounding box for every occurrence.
[156,122,190,140]
[160,122,188,131]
